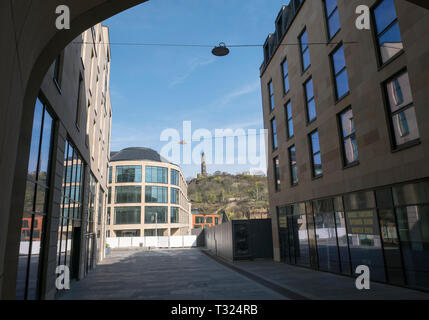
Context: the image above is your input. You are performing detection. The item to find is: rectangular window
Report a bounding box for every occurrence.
[268,81,275,111]
[18,98,55,300]
[285,101,293,138]
[195,216,204,224]
[324,0,341,39]
[171,188,179,204]
[145,166,168,184]
[171,169,179,186]
[273,157,281,191]
[309,131,323,178]
[170,207,179,223]
[373,0,403,64]
[282,59,290,94]
[115,186,141,204]
[116,165,142,183]
[304,78,316,122]
[114,206,141,225]
[107,187,112,204]
[145,206,168,224]
[289,146,298,185]
[107,207,111,225]
[145,186,168,203]
[53,53,63,88]
[271,118,278,150]
[75,73,84,128]
[299,29,310,71]
[108,167,112,184]
[206,217,213,224]
[331,45,349,100]
[385,71,419,148]
[339,108,358,165]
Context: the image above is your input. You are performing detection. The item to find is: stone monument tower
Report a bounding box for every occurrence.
[201,152,207,176]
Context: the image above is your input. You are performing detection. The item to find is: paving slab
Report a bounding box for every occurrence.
[57,248,287,300]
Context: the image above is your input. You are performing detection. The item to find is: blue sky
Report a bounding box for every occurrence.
[103,0,289,179]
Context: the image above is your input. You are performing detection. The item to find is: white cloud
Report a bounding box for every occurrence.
[169,56,216,87]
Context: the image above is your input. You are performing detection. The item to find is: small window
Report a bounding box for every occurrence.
[268,81,275,111]
[304,78,316,123]
[273,157,281,191]
[339,108,359,166]
[282,59,290,94]
[324,0,341,39]
[372,0,403,64]
[331,45,349,100]
[309,130,323,178]
[53,53,63,88]
[271,118,278,150]
[285,101,294,138]
[299,29,310,71]
[385,71,419,148]
[289,146,298,185]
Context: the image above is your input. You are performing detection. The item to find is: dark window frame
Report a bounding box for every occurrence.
[329,42,350,102]
[299,28,311,73]
[370,0,404,68]
[304,77,317,124]
[285,100,294,139]
[309,130,323,179]
[288,145,298,186]
[323,0,341,41]
[381,68,420,151]
[271,117,278,151]
[281,58,290,95]
[337,106,359,168]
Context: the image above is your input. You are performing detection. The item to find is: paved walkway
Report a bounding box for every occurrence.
[230,258,429,300]
[58,248,429,300]
[58,248,286,300]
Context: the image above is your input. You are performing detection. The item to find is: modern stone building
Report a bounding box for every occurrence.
[107,148,192,237]
[3,23,112,300]
[261,0,429,291]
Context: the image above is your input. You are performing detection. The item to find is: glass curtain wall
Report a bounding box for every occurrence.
[116,165,141,183]
[314,199,340,273]
[56,141,84,284]
[17,98,54,300]
[146,166,168,183]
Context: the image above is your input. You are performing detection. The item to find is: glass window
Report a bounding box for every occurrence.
[145,186,168,203]
[373,0,403,63]
[344,194,386,282]
[396,205,429,290]
[171,207,179,223]
[282,59,290,94]
[385,71,419,148]
[108,167,112,184]
[271,118,278,150]
[171,188,179,204]
[115,186,141,204]
[331,45,349,100]
[334,197,352,275]
[273,157,281,192]
[324,0,340,39]
[114,207,141,225]
[285,101,293,138]
[289,146,298,185]
[309,131,322,177]
[18,98,55,300]
[171,169,179,186]
[304,78,316,122]
[206,217,213,224]
[145,166,168,184]
[314,199,341,273]
[116,165,141,183]
[339,108,358,165]
[268,81,275,111]
[107,187,112,204]
[145,206,168,224]
[299,29,310,71]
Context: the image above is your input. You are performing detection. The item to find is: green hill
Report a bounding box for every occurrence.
[188,172,269,220]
